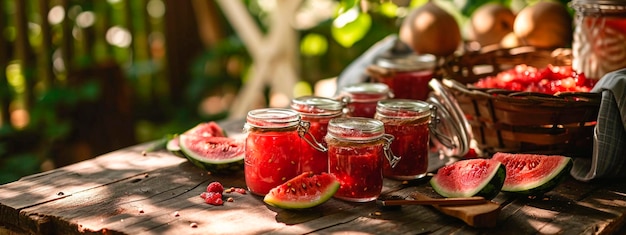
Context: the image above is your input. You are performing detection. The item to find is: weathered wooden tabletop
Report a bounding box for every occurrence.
[1,139,626,234]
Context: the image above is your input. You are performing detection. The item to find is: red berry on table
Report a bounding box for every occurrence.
[206,181,224,193]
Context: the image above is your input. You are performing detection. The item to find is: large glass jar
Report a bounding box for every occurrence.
[571,0,626,80]
[368,54,436,101]
[244,108,304,196]
[375,99,432,180]
[339,83,392,118]
[325,117,398,202]
[291,96,344,174]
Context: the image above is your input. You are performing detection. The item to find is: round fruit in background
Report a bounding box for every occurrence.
[513,1,573,49]
[469,3,516,47]
[399,1,461,57]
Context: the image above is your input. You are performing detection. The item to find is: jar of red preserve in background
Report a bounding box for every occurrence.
[571,0,626,80]
[374,99,432,180]
[368,53,436,101]
[339,83,392,118]
[244,108,307,196]
[325,117,399,202]
[291,96,344,174]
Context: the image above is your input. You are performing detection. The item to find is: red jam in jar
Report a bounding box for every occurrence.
[339,83,391,118]
[325,117,398,202]
[244,108,303,196]
[291,96,344,174]
[368,54,436,101]
[571,0,626,80]
[375,99,432,180]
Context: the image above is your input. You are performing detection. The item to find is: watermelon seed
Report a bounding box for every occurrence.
[290,188,296,193]
[190,222,198,228]
[364,187,368,191]
[173,211,180,217]
[373,211,382,216]
[316,182,321,187]
[286,183,291,187]
[291,161,295,165]
[302,183,306,189]
[227,197,234,202]
[282,177,286,181]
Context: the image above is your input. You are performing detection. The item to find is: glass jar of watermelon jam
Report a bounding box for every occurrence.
[325,117,399,202]
[375,99,432,180]
[338,83,392,118]
[571,0,626,80]
[291,96,344,174]
[244,108,314,196]
[368,54,436,101]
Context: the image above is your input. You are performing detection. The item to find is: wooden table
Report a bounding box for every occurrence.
[2,132,626,234]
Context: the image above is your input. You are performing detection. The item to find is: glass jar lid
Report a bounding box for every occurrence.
[426,79,473,157]
[327,117,384,142]
[570,0,626,16]
[245,108,301,128]
[341,83,390,95]
[375,53,436,72]
[291,96,345,115]
[375,99,431,120]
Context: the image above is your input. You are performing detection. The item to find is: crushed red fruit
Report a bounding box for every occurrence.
[473,64,597,95]
[203,192,223,205]
[206,181,224,193]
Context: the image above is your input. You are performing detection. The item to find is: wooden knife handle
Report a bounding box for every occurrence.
[411,192,501,228]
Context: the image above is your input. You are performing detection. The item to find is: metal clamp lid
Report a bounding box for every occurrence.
[427,79,473,158]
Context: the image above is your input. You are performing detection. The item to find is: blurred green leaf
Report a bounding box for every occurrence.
[78,80,101,101]
[300,33,328,56]
[331,9,372,48]
[379,2,399,18]
[0,153,40,184]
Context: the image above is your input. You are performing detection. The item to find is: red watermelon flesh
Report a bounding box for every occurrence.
[491,152,572,195]
[264,172,340,209]
[430,159,505,199]
[175,122,245,173]
[184,121,226,137]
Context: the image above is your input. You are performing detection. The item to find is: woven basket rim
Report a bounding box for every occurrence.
[442,78,602,106]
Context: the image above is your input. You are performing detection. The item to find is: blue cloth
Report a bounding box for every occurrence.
[571,68,626,181]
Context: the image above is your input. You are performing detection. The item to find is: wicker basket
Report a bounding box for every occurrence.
[439,46,602,157]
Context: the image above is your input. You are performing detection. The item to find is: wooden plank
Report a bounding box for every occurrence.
[0,142,185,209]
[3,142,626,234]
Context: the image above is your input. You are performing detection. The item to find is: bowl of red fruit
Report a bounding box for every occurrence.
[440,46,601,157]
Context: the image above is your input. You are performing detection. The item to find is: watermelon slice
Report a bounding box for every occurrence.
[173,121,245,173]
[166,121,227,154]
[263,172,340,209]
[430,159,505,199]
[179,135,244,173]
[492,152,572,195]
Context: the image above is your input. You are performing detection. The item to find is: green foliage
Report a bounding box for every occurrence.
[331,9,372,48]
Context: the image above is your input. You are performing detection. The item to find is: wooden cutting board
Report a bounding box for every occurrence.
[411,193,501,228]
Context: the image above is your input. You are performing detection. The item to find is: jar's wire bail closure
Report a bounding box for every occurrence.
[297,121,328,152]
[428,104,456,149]
[382,134,401,168]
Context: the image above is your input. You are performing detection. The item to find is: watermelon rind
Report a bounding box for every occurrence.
[178,135,244,173]
[492,152,573,196]
[166,135,184,157]
[263,172,340,209]
[430,159,505,199]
